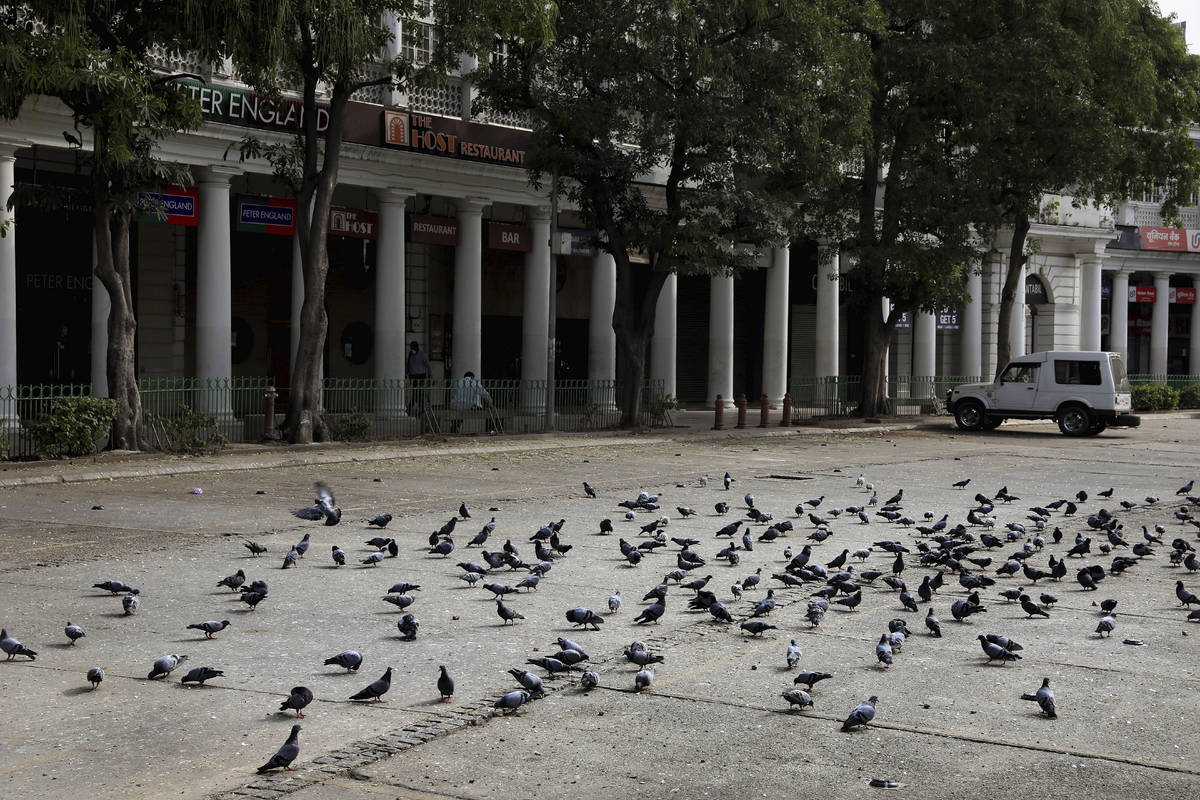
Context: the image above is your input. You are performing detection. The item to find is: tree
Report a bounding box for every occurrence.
[959,0,1200,374]
[0,2,210,449]
[464,0,864,425]
[811,1,995,417]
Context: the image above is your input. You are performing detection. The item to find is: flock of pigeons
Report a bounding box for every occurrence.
[4,471,1200,775]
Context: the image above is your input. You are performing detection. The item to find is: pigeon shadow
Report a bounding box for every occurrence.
[46,642,77,650]
[62,685,95,696]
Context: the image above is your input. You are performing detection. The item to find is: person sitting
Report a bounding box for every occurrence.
[449,372,492,433]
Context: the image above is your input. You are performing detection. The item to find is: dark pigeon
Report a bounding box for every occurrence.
[257,724,301,773]
[349,666,393,702]
[279,686,313,718]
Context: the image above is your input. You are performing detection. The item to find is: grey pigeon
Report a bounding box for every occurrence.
[382,594,416,611]
[243,540,268,557]
[925,608,942,637]
[367,513,393,528]
[507,668,544,698]
[93,580,138,595]
[1021,677,1057,718]
[217,570,246,591]
[279,686,313,718]
[1096,613,1117,637]
[1,629,38,661]
[283,548,299,569]
[794,670,833,690]
[293,482,340,525]
[361,551,385,566]
[608,591,623,613]
[496,599,525,625]
[1177,581,1200,607]
[580,670,600,690]
[324,650,363,673]
[257,724,301,773]
[437,665,455,702]
[634,668,654,692]
[977,635,1022,664]
[350,666,393,702]
[331,546,346,566]
[294,533,311,557]
[181,666,224,687]
[187,620,231,639]
[624,646,664,667]
[147,654,187,679]
[876,633,893,668]
[740,620,777,637]
[495,689,531,714]
[840,695,878,731]
[86,666,103,689]
[397,614,419,640]
[64,621,85,645]
[782,688,813,711]
[122,593,140,615]
[786,639,802,669]
[634,599,666,625]
[565,608,604,630]
[240,590,267,610]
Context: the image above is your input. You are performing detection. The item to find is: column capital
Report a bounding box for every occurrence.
[376,188,412,205]
[525,204,552,223]
[1108,268,1133,280]
[455,197,490,215]
[195,165,240,185]
[1076,246,1108,263]
[1154,270,1173,282]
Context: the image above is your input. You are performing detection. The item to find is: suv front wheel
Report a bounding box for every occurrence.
[1057,404,1092,436]
[954,400,985,431]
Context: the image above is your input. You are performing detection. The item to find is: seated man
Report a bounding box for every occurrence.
[449,371,493,433]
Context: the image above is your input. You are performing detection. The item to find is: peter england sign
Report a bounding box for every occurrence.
[183,81,329,133]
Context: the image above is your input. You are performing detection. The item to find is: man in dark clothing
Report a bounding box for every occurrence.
[406,341,432,417]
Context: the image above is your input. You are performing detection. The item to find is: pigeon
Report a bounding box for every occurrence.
[283,548,301,569]
[240,590,268,610]
[331,546,346,566]
[786,639,802,669]
[715,502,729,515]
[494,689,531,714]
[93,580,138,595]
[508,669,544,698]
[187,620,231,639]
[367,513,393,528]
[608,590,623,614]
[294,534,311,557]
[951,598,986,621]
[280,686,314,718]
[293,482,340,525]
[181,666,224,687]
[243,541,268,557]
[751,589,777,617]
[361,551,385,566]
[634,668,654,692]
[583,482,596,498]
[496,599,525,625]
[840,695,877,731]
[257,724,302,773]
[217,570,246,591]
[624,646,664,666]
[429,539,455,557]
[87,666,104,690]
[350,666,393,702]
[324,650,363,673]
[437,665,455,702]
[724,472,733,490]
[459,502,471,519]
[1021,677,1057,718]
[793,670,833,690]
[1,629,37,661]
[978,635,1022,664]
[64,622,85,645]
[925,607,942,637]
[394,613,420,641]
[122,593,140,615]
[832,590,862,612]
[953,478,971,489]
[147,654,187,679]
[1178,480,1194,496]
[1177,581,1200,607]
[634,599,666,625]
[1020,595,1050,619]
[875,634,894,668]
[580,671,600,690]
[1095,614,1116,637]
[782,688,813,711]
[740,620,777,636]
[382,594,416,611]
[565,608,604,630]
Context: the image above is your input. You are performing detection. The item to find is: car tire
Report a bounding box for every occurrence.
[1085,420,1107,435]
[981,417,1003,430]
[1057,404,1092,436]
[954,400,985,431]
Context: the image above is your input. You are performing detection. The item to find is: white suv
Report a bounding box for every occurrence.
[947,351,1140,436]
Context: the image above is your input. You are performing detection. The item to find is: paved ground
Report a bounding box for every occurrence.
[0,413,1198,800]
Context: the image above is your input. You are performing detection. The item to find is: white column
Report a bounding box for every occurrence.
[1110,270,1130,362]
[1151,271,1170,376]
[196,167,236,417]
[1079,255,1103,350]
[815,246,839,378]
[881,297,891,388]
[459,54,478,121]
[91,246,109,396]
[1010,261,1026,357]
[707,273,734,408]
[375,189,409,416]
[589,252,617,407]
[0,148,17,421]
[383,11,406,107]
[961,266,982,377]
[452,198,487,378]
[1189,292,1200,375]
[650,272,676,399]
[913,312,936,377]
[761,247,789,407]
[521,206,551,410]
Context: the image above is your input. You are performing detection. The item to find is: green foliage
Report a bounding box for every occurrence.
[1132,384,1178,412]
[1178,384,1200,409]
[0,427,9,461]
[26,397,119,459]
[145,406,228,455]
[331,409,372,441]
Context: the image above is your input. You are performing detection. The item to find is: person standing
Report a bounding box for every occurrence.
[406,340,432,417]
[450,371,493,433]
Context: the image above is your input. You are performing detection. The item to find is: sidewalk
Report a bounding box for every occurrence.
[0,405,1104,488]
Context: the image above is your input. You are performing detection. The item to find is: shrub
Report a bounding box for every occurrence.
[146,405,228,455]
[1178,384,1200,409]
[26,396,118,459]
[1131,383,1178,412]
[331,409,372,441]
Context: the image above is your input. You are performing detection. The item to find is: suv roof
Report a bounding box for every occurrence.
[1008,351,1120,364]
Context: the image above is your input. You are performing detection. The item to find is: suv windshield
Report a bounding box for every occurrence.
[999,363,1039,383]
[1108,354,1131,392]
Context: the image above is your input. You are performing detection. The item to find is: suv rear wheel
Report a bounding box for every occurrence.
[954,400,985,431]
[1057,404,1092,436]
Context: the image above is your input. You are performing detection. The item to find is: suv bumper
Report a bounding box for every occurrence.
[1108,414,1141,428]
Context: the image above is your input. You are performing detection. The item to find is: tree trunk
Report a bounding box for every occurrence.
[93,203,142,450]
[995,212,1030,377]
[611,258,666,427]
[856,297,894,418]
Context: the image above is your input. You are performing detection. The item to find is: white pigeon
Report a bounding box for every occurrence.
[856,473,865,488]
[634,668,654,692]
[700,475,709,487]
[608,591,622,614]
[786,639,802,669]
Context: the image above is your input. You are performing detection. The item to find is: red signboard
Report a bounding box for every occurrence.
[1132,286,1156,303]
[488,222,532,252]
[1141,226,1188,251]
[1171,288,1196,305]
[410,215,458,246]
[329,206,377,239]
[137,186,198,226]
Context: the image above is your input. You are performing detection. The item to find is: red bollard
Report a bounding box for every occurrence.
[712,394,724,430]
[263,386,279,441]
[779,393,792,426]
[736,393,748,429]
[759,394,770,427]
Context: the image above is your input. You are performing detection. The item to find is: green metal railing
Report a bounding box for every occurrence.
[1128,373,1200,389]
[788,375,982,420]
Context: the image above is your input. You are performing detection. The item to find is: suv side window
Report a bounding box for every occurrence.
[1000,363,1040,383]
[1054,359,1102,385]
